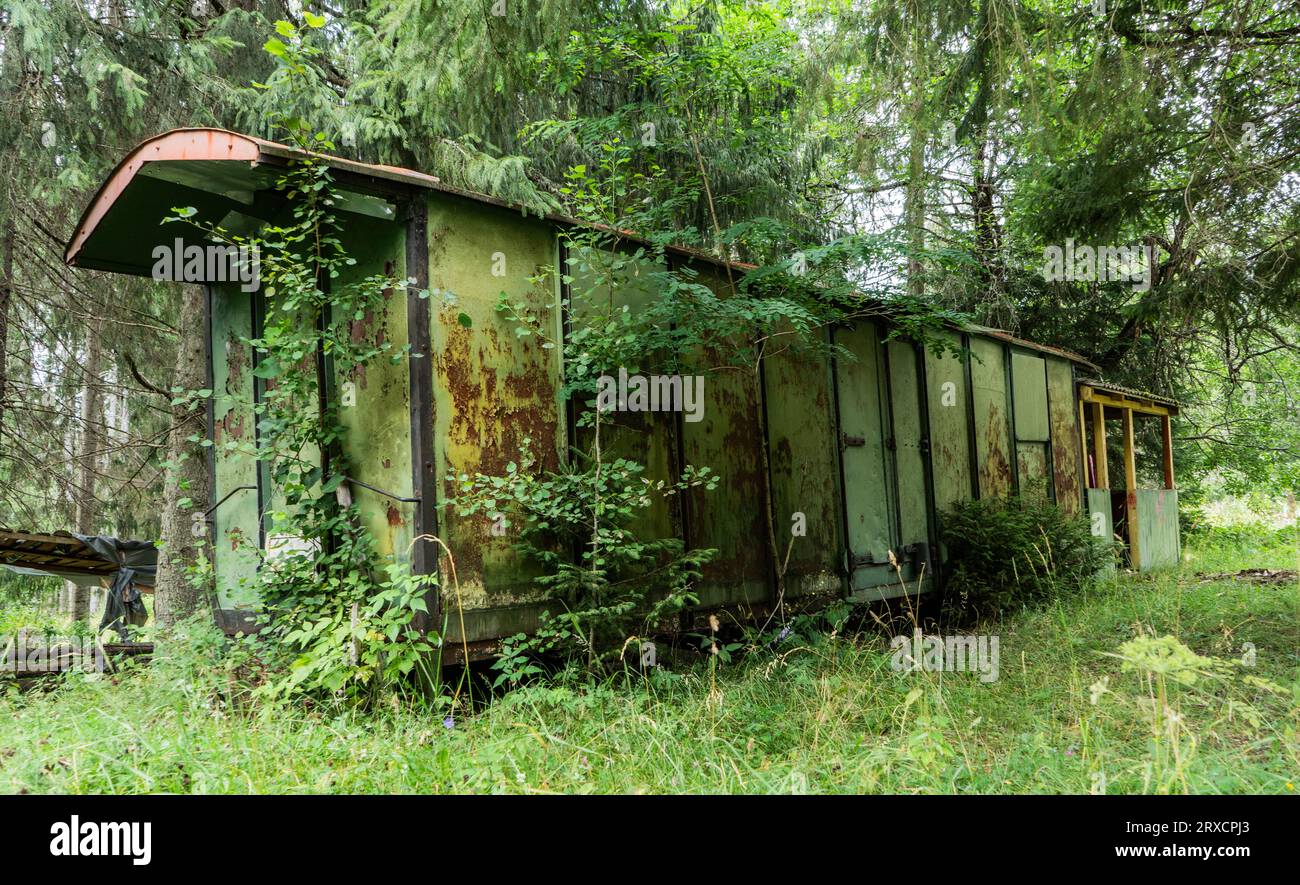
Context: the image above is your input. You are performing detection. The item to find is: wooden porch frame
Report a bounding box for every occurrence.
[1078,383,1179,569]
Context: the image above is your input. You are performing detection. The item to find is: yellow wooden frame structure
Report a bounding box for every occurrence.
[1077,383,1179,568]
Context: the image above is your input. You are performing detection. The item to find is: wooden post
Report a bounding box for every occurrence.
[1078,398,1089,486]
[1161,414,1175,490]
[1122,407,1140,569]
[1091,401,1109,489]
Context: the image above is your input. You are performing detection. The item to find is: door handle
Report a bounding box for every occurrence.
[841,433,866,449]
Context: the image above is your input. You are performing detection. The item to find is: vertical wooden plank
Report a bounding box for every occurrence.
[1092,401,1109,489]
[1122,407,1140,569]
[1161,414,1175,490]
[1078,398,1088,486]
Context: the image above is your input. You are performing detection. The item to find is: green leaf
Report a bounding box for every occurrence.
[303,12,326,29]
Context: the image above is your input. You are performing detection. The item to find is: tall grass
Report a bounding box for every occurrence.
[0,532,1294,794]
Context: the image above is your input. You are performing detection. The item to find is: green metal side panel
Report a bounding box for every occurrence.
[567,245,678,547]
[835,323,901,598]
[333,214,414,562]
[679,268,769,609]
[763,324,842,599]
[886,339,931,559]
[1011,352,1050,442]
[970,337,1013,497]
[1046,357,1083,516]
[924,330,972,512]
[425,195,565,634]
[1136,488,1181,570]
[1016,443,1051,501]
[1086,488,1116,577]
[259,299,322,551]
[209,283,261,613]
[1010,351,1052,501]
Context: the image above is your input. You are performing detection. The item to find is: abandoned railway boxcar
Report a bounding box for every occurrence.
[63,128,1182,653]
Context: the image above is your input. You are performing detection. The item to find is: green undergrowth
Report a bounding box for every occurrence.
[0,531,1294,794]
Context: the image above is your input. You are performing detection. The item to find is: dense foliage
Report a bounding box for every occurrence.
[0,1,1295,661]
[938,496,1117,624]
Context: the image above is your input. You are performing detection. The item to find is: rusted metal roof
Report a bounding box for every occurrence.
[64,127,751,274]
[965,324,1099,371]
[1078,379,1180,409]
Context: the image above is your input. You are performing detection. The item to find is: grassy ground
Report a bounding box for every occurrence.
[0,528,1295,794]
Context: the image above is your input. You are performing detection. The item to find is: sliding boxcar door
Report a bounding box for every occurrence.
[834,323,900,598]
[886,338,934,585]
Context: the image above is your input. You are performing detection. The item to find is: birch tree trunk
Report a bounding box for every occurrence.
[153,284,211,628]
[70,325,102,623]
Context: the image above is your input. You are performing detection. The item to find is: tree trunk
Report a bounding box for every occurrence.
[904,2,928,300]
[0,217,11,438]
[153,284,212,628]
[70,325,103,623]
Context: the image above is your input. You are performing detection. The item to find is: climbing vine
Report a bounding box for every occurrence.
[458,137,967,681]
[175,17,443,701]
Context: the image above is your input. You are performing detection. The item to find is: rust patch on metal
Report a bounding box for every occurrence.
[348,293,391,390]
[217,410,245,443]
[682,357,768,584]
[434,290,561,577]
[980,404,1013,496]
[225,331,247,389]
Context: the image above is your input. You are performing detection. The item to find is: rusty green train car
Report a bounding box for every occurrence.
[64,128,1182,654]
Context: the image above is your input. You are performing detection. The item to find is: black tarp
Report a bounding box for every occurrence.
[74,535,155,638]
[1,534,156,637]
